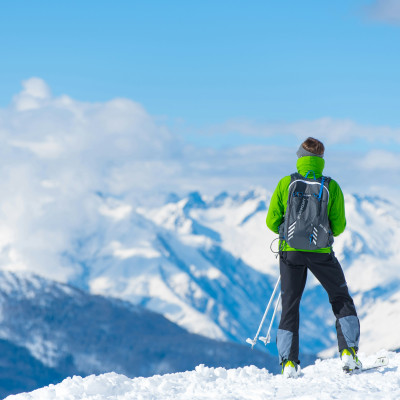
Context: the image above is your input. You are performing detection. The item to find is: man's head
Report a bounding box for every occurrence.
[296,137,325,158]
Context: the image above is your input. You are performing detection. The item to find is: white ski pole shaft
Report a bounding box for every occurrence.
[259,291,281,345]
[246,275,281,349]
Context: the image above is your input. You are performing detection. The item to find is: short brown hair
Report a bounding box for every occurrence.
[301,137,325,156]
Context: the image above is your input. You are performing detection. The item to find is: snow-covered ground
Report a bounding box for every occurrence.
[6,351,399,400]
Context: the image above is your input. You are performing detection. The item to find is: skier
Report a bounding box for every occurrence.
[266,137,361,378]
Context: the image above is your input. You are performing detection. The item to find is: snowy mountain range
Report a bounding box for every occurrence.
[57,189,400,356]
[61,189,278,345]
[0,271,281,397]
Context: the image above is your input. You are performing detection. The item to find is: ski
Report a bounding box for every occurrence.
[343,356,389,374]
[361,356,389,371]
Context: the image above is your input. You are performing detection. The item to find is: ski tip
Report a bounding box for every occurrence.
[376,356,389,366]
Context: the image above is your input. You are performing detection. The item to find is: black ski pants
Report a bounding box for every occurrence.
[277,251,360,365]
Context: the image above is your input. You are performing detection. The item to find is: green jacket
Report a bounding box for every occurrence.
[266,156,346,253]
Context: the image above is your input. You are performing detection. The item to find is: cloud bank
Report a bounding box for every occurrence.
[0,78,398,282]
[0,78,186,280]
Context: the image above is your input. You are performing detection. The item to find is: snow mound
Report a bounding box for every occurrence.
[6,351,399,400]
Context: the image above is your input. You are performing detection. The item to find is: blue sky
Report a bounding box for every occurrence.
[1,0,400,150]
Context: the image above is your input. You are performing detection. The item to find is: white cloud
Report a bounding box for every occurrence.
[358,149,400,171]
[11,137,64,158]
[210,117,400,145]
[13,77,52,111]
[365,0,400,24]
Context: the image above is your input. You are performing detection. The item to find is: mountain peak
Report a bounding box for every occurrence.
[184,191,207,209]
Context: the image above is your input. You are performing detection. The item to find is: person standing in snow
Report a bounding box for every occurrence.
[266,137,361,378]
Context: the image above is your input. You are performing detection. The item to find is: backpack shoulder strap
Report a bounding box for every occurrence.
[321,175,331,183]
[290,172,303,182]
[320,175,331,192]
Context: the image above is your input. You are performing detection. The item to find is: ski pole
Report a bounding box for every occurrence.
[259,291,281,345]
[246,275,281,349]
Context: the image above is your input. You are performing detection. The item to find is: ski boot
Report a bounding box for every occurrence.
[341,347,362,373]
[281,360,300,378]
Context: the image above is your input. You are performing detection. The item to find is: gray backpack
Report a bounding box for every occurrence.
[279,172,333,250]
